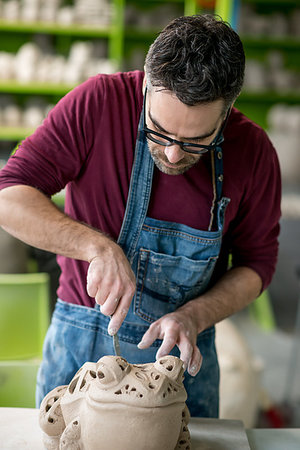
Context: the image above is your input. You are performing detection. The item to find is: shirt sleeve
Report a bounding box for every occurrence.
[229,128,281,291]
[0,76,102,196]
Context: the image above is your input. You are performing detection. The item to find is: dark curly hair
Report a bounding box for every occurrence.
[145,14,245,109]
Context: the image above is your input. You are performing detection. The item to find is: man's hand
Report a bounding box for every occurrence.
[137,304,202,377]
[86,240,136,335]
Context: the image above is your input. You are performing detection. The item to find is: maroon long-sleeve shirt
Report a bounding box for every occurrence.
[0,71,281,306]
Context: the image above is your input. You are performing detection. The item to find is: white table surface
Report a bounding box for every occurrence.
[0,408,299,450]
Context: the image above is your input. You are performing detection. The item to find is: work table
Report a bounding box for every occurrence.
[0,408,299,449]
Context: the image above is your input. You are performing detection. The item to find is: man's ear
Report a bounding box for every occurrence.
[142,72,147,94]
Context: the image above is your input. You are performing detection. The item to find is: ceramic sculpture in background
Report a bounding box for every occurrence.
[39,355,191,450]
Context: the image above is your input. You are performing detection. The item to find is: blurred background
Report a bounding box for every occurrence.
[0,0,299,430]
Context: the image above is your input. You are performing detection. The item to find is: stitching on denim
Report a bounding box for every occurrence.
[142,224,221,244]
[135,250,155,323]
[139,249,218,264]
[53,313,108,334]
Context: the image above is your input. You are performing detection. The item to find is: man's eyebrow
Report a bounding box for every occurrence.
[148,109,217,141]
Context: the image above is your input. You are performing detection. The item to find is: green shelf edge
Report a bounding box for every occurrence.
[0,80,77,95]
[0,19,115,38]
[241,36,300,50]
[243,0,299,6]
[125,28,161,40]
[239,91,300,103]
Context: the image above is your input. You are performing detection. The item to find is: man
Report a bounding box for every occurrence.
[0,15,281,417]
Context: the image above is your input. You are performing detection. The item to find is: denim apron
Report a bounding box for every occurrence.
[36,98,230,418]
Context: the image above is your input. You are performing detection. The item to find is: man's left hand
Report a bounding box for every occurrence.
[137,306,202,377]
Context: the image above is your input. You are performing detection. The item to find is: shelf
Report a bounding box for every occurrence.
[0,126,35,141]
[125,28,160,40]
[126,0,185,2]
[0,19,114,38]
[239,91,300,103]
[0,80,76,96]
[241,36,300,50]
[243,0,298,6]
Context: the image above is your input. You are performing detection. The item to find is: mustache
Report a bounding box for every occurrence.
[151,148,195,167]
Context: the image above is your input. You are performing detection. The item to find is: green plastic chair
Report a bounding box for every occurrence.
[0,273,50,360]
[0,359,40,407]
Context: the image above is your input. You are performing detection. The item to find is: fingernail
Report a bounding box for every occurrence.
[189,365,198,375]
[108,327,118,336]
[137,341,146,349]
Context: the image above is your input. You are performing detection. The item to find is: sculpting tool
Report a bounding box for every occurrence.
[110,314,121,356]
[112,332,121,357]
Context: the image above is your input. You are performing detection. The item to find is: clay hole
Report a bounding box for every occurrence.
[48,417,54,423]
[179,440,186,445]
[167,387,171,393]
[80,379,86,390]
[73,421,78,426]
[125,384,129,390]
[45,404,51,412]
[163,393,166,398]
[139,394,143,398]
[148,383,155,389]
[183,426,188,432]
[114,390,122,395]
[159,360,166,364]
[119,364,125,371]
[97,371,105,379]
[69,377,79,394]
[174,387,178,392]
[182,411,186,417]
[130,387,136,392]
[151,372,160,380]
[54,397,59,402]
[166,365,173,371]
[90,370,96,378]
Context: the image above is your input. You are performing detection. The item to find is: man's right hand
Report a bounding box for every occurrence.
[86,240,136,335]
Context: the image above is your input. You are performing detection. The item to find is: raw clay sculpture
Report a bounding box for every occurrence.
[39,355,191,450]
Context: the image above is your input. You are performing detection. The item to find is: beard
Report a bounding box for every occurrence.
[148,142,201,175]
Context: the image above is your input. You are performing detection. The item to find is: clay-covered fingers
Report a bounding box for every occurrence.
[138,312,202,377]
[137,321,161,350]
[156,328,202,376]
[86,243,136,331]
[107,291,134,336]
[187,345,202,376]
[155,328,180,360]
[174,336,194,372]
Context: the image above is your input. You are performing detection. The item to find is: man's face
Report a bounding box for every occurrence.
[145,88,226,175]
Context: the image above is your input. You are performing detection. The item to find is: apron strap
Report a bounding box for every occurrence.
[208,146,224,231]
[117,94,154,262]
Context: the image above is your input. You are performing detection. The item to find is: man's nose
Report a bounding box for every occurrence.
[164,145,185,164]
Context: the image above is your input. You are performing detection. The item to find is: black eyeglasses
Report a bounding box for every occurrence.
[142,89,230,155]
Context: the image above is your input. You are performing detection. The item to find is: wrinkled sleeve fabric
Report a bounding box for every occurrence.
[0,77,102,196]
[228,127,281,291]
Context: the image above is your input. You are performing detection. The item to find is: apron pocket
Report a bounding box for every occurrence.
[134,248,218,323]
